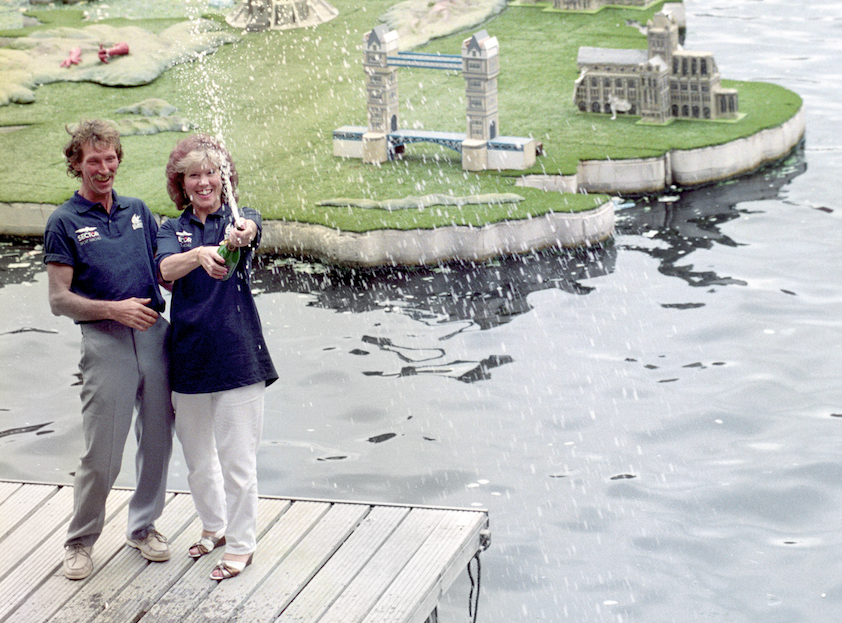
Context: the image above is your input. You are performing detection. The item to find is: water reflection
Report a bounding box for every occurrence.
[1,145,806,309]
[0,237,43,289]
[615,142,807,289]
[253,245,615,331]
[250,244,616,382]
[0,148,809,394]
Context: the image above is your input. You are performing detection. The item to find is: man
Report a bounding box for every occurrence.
[43,119,174,580]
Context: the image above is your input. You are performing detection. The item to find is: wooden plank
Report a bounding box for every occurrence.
[2,489,136,623]
[228,502,371,623]
[46,492,198,623]
[93,498,292,623]
[141,498,306,623]
[0,480,23,505]
[0,481,490,623]
[181,500,333,623]
[0,486,73,586]
[362,510,487,623]
[276,505,411,623]
[409,509,486,623]
[0,482,56,538]
[316,508,450,623]
[92,513,204,623]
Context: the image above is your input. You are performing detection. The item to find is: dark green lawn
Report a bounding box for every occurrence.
[0,0,801,231]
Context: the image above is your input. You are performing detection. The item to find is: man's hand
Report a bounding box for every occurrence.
[110,298,158,331]
[48,263,160,329]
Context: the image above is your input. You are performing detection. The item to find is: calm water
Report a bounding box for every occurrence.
[2,1,842,621]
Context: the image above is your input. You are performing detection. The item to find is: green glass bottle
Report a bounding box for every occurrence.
[217,240,240,281]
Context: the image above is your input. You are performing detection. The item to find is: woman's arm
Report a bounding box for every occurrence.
[158,215,258,283]
[159,245,230,282]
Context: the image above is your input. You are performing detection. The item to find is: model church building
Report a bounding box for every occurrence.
[574,11,739,123]
[556,0,657,9]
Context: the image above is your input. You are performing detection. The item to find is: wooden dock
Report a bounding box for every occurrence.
[0,481,490,623]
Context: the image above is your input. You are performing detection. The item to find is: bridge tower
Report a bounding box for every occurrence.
[362,25,399,163]
[462,30,499,141]
[461,30,499,171]
[333,26,536,171]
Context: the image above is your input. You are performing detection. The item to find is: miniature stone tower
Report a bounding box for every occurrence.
[333,26,536,171]
[361,25,400,163]
[226,0,338,31]
[461,30,499,141]
[638,58,670,124]
[647,12,678,68]
[364,25,400,135]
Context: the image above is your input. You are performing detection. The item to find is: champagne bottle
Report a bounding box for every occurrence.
[217,240,240,281]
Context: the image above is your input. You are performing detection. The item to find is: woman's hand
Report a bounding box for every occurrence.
[197,245,229,280]
[160,243,235,282]
[228,217,256,248]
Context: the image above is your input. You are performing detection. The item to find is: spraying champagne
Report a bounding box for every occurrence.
[217,159,243,281]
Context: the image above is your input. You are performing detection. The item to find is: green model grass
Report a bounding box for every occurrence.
[0,0,801,232]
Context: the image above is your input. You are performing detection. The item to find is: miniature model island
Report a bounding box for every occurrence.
[0,0,805,264]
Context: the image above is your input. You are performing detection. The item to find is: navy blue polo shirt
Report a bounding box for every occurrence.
[43,191,166,316]
[156,204,278,394]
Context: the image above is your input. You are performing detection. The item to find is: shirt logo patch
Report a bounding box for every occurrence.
[176,230,193,247]
[75,226,100,245]
[131,214,143,230]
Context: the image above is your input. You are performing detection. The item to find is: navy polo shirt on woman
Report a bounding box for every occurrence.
[43,191,166,315]
[155,204,278,395]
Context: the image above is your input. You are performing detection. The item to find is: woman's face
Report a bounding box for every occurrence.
[184,160,222,213]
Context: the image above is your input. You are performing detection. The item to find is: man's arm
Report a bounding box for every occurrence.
[47,262,159,331]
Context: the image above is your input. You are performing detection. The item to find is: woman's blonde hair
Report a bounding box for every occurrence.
[165,134,239,211]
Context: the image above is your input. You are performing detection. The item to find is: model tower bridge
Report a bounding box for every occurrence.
[333,25,539,171]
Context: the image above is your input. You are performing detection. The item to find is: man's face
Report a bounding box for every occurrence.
[75,142,119,204]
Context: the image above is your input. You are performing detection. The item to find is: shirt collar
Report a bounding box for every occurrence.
[185,203,232,225]
[71,190,123,214]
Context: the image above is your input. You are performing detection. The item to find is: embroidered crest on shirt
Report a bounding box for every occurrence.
[131,214,143,230]
[75,226,100,245]
[176,230,193,247]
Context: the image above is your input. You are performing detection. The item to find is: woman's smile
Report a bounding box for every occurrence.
[184,162,223,214]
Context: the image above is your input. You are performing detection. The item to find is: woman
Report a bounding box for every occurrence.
[156,134,277,581]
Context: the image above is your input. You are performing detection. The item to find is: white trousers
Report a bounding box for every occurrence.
[173,382,265,556]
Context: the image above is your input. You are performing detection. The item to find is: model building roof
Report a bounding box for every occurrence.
[577,47,649,66]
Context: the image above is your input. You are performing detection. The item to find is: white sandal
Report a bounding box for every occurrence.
[210,553,253,580]
[188,531,226,559]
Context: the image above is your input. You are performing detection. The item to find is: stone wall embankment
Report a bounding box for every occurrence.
[0,203,58,237]
[519,107,806,195]
[260,201,615,267]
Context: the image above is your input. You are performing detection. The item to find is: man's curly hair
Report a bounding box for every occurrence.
[64,120,123,178]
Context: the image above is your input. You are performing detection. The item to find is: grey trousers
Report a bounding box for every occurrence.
[65,317,174,547]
